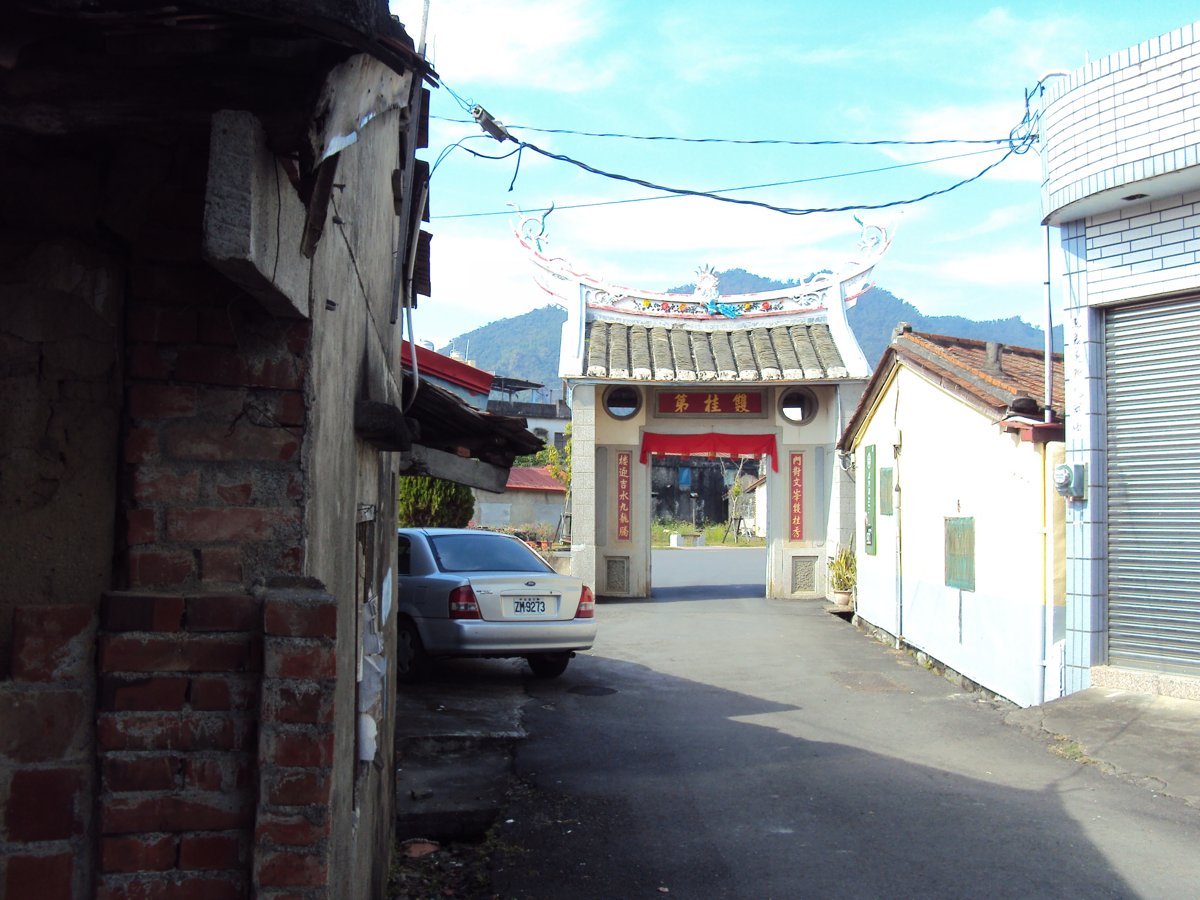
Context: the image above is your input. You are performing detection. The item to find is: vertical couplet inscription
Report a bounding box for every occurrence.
[790,452,804,541]
[617,451,632,541]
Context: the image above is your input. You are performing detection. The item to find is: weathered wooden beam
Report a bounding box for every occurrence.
[397,445,508,493]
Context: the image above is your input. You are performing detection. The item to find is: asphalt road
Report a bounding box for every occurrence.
[485,590,1200,899]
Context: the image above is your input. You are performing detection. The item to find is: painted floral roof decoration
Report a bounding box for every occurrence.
[515,209,894,322]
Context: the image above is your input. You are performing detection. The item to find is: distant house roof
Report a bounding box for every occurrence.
[492,376,544,395]
[401,342,494,406]
[745,475,767,493]
[584,321,849,382]
[839,325,1065,450]
[398,375,543,467]
[505,467,567,493]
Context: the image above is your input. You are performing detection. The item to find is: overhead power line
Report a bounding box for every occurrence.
[434,145,1007,220]
[510,137,1026,217]
[432,82,1037,219]
[430,114,1014,148]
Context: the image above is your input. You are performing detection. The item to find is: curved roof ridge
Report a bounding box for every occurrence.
[518,215,894,323]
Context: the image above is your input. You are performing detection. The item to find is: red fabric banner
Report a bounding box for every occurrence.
[639,432,779,472]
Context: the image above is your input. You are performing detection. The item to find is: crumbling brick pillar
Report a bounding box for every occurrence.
[95,592,262,899]
[253,587,339,897]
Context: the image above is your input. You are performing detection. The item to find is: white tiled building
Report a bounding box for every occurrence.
[1041,21,1200,698]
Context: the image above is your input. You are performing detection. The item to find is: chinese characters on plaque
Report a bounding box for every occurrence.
[656,391,764,416]
[617,451,631,541]
[789,453,803,541]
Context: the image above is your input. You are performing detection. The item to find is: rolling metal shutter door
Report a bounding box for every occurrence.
[1105,296,1200,675]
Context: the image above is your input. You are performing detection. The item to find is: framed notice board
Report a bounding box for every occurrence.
[944,517,975,591]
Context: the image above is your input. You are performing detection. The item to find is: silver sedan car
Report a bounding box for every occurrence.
[395,528,596,680]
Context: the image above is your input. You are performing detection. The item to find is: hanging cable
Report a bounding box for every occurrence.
[511,136,1024,217]
[434,144,1005,219]
[430,113,1014,147]
[441,82,476,114]
[437,91,1038,218]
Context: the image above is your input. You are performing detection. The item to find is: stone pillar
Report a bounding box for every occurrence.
[568,385,598,592]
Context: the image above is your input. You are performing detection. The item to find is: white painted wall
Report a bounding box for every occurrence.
[853,367,1057,707]
[474,488,565,531]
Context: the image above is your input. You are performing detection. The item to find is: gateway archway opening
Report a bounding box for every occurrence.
[646,452,769,601]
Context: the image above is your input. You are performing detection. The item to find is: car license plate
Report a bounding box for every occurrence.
[512,597,547,615]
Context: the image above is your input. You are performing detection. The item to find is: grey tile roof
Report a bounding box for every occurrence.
[585,321,849,381]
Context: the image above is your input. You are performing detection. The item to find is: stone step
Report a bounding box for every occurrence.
[395,742,516,841]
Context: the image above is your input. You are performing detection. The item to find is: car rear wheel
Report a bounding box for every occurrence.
[526,652,571,678]
[397,619,431,683]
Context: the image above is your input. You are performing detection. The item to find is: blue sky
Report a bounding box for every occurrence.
[389,2,1200,351]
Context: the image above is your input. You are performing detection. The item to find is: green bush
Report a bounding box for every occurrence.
[650,518,764,548]
[397,476,475,528]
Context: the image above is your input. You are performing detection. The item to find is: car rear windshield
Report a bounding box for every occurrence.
[428,533,554,574]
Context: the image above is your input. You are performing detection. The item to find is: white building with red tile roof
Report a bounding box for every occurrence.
[838,326,1066,707]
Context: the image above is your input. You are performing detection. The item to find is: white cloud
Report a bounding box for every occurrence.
[881,101,1043,184]
[971,7,1085,80]
[413,229,553,347]
[931,245,1045,288]
[390,0,618,92]
[651,12,765,84]
[511,193,876,288]
[936,204,1037,242]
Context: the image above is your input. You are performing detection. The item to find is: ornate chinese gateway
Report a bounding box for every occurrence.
[517,208,896,603]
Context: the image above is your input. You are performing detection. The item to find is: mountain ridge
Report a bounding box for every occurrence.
[439,276,1063,388]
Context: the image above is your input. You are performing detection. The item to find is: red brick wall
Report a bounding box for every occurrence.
[88,587,343,900]
[95,592,262,899]
[83,267,334,896]
[1,605,97,900]
[121,276,308,593]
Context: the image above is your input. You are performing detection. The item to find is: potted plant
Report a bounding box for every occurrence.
[828,545,856,609]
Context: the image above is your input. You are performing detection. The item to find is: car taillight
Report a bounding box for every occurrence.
[575,585,595,619]
[449,586,481,619]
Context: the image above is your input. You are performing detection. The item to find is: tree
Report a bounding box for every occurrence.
[397,476,475,528]
[513,424,572,489]
[547,424,572,488]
